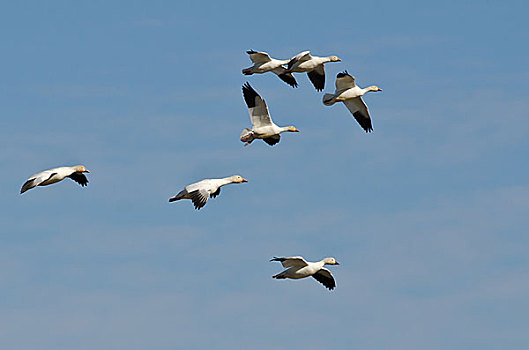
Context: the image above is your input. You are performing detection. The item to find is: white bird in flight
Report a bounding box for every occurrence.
[323,71,382,132]
[271,256,340,290]
[20,165,90,194]
[169,175,248,210]
[240,83,299,146]
[242,50,298,88]
[285,51,341,91]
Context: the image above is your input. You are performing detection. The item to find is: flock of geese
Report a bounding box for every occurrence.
[20,49,382,291]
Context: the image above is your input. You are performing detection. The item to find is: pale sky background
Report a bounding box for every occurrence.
[1,1,529,349]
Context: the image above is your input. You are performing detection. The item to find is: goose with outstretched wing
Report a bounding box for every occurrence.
[242,50,298,88]
[169,175,248,210]
[271,256,340,290]
[20,165,90,194]
[285,51,341,91]
[240,83,299,147]
[323,71,382,132]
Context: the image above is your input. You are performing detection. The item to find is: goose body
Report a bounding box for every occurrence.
[169,175,248,210]
[240,83,299,146]
[242,50,298,88]
[323,71,382,132]
[271,256,340,290]
[285,51,341,91]
[20,165,90,194]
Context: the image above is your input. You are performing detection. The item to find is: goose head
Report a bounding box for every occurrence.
[287,126,300,132]
[230,175,249,183]
[322,257,340,265]
[329,56,342,62]
[74,165,90,173]
[369,85,382,92]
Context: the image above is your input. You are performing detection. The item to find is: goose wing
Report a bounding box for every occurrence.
[272,67,298,88]
[287,51,312,71]
[246,50,272,63]
[68,172,89,187]
[335,71,355,92]
[263,134,281,146]
[344,97,373,132]
[210,187,221,198]
[270,256,308,268]
[188,189,210,210]
[20,170,57,194]
[307,64,325,91]
[312,267,336,290]
[242,83,273,128]
[20,178,37,193]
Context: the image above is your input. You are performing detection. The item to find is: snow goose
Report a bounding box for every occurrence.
[169,175,248,210]
[242,50,298,88]
[20,165,90,194]
[323,71,382,132]
[240,83,299,146]
[285,51,341,91]
[271,256,340,290]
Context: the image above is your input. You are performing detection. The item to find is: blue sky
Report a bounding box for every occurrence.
[1,1,529,349]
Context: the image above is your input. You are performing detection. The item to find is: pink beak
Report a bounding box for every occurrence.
[242,178,249,183]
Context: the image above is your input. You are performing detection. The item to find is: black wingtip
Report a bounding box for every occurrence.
[352,111,373,133]
[277,73,298,88]
[242,82,253,91]
[312,273,336,291]
[263,135,280,146]
[307,70,325,91]
[246,49,257,54]
[337,70,349,78]
[20,179,35,194]
[242,82,259,108]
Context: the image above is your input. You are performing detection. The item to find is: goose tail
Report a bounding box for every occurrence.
[240,128,254,143]
[242,68,253,75]
[272,273,287,279]
[169,190,186,202]
[323,93,337,106]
